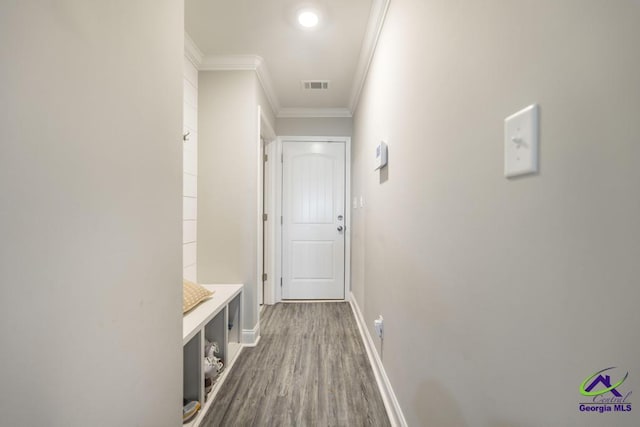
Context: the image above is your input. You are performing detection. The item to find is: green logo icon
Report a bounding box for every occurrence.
[580,367,628,397]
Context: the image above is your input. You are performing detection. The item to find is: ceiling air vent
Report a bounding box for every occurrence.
[302,80,330,90]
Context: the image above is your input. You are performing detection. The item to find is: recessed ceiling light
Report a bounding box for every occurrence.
[298,10,319,28]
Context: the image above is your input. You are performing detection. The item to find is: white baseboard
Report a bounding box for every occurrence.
[241,323,261,347]
[349,293,408,427]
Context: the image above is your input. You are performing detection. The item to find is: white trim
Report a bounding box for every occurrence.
[260,110,277,306]
[255,58,281,115]
[349,0,391,113]
[274,138,283,303]
[258,107,277,307]
[184,32,204,67]
[256,106,264,328]
[198,55,357,119]
[241,323,261,347]
[345,138,351,303]
[200,54,263,70]
[349,293,408,427]
[185,1,391,118]
[274,136,351,304]
[260,104,277,142]
[263,140,277,305]
[277,107,353,119]
[200,54,281,115]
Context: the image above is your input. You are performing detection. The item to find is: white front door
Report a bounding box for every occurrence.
[282,141,345,299]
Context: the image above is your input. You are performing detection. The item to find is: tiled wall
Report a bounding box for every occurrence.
[183,57,198,281]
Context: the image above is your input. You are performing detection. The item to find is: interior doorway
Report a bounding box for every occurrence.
[282,141,346,299]
[258,107,276,307]
[261,138,276,305]
[264,136,351,304]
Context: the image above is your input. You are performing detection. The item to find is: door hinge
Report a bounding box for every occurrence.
[264,154,268,162]
[263,213,268,221]
[281,153,283,163]
[262,273,267,282]
[280,216,283,225]
[280,278,283,287]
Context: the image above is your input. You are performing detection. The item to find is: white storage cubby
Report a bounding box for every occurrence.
[182,284,243,427]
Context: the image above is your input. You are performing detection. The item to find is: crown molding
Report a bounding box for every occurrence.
[199,54,263,70]
[348,0,391,114]
[255,57,281,115]
[184,32,204,67]
[199,54,281,114]
[277,108,353,119]
[185,3,389,119]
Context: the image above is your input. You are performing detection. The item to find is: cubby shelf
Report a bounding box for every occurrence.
[182,284,243,427]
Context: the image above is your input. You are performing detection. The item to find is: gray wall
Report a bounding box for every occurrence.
[351,1,640,426]
[0,2,183,426]
[277,117,353,137]
[198,71,264,331]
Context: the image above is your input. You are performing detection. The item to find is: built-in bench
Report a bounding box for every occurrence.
[182,284,243,426]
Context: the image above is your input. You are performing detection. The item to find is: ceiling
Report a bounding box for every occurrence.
[185,0,387,117]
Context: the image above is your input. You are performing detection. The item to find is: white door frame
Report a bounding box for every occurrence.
[273,136,351,304]
[262,138,277,305]
[257,106,276,310]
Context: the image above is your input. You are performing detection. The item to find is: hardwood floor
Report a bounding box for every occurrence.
[201,302,391,427]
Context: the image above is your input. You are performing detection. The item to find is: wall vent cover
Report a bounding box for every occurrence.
[302,80,330,90]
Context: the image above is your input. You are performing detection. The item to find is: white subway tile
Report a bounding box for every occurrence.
[183,103,197,131]
[183,173,197,197]
[183,196,197,220]
[183,147,197,175]
[183,220,197,244]
[183,131,197,155]
[183,57,198,88]
[183,80,197,109]
[183,242,197,267]
[182,68,198,282]
[183,264,197,283]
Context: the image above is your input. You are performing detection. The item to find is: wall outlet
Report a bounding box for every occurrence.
[374,315,384,338]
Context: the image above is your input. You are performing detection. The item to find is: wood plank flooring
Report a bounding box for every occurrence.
[201,302,391,427]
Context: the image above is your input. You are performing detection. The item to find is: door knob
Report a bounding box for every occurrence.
[337,226,344,232]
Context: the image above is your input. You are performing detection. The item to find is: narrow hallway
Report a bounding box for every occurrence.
[202,303,390,426]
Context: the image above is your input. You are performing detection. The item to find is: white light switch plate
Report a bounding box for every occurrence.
[504,104,539,178]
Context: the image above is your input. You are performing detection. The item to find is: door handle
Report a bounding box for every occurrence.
[337,226,344,232]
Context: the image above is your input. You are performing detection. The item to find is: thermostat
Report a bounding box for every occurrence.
[375,141,388,170]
